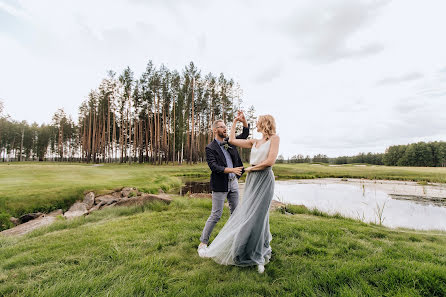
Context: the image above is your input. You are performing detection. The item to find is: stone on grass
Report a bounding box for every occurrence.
[83,192,95,208]
[95,195,119,205]
[121,187,139,198]
[19,212,43,224]
[48,209,63,216]
[1,213,59,236]
[87,203,103,213]
[64,202,89,219]
[101,202,118,210]
[115,193,172,207]
[9,217,20,226]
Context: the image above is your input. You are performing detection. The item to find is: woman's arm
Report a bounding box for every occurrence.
[228,119,254,149]
[235,113,249,139]
[246,135,280,172]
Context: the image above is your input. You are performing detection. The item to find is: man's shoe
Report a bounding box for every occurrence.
[197,244,208,258]
[257,264,265,274]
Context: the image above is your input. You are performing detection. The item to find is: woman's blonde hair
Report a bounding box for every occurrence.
[257,115,276,139]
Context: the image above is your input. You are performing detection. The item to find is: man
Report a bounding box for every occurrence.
[198,111,249,257]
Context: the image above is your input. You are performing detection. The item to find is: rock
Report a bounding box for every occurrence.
[48,209,63,216]
[19,212,43,224]
[64,202,89,219]
[95,195,119,205]
[146,193,172,204]
[111,191,123,198]
[83,192,95,209]
[1,214,57,236]
[1,187,174,236]
[101,202,117,209]
[115,193,172,207]
[9,217,20,226]
[87,203,103,213]
[121,187,138,198]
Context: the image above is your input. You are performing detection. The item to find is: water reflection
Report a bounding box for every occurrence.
[275,181,446,231]
[180,181,210,195]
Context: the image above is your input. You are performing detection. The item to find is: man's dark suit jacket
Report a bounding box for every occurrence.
[205,125,250,192]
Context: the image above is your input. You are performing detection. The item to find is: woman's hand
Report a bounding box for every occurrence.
[234,110,245,123]
[245,166,254,172]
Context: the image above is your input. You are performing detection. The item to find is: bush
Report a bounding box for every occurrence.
[284,204,309,214]
[0,212,13,231]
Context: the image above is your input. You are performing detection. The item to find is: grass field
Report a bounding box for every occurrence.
[1,163,446,295]
[1,197,445,296]
[2,162,446,231]
[273,163,446,182]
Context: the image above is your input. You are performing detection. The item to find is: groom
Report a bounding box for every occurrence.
[198,111,249,256]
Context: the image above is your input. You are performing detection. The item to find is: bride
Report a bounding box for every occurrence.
[203,114,280,273]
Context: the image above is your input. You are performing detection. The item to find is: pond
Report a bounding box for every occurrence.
[179,181,211,195]
[274,179,446,231]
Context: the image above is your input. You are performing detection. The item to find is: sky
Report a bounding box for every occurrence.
[1,0,446,158]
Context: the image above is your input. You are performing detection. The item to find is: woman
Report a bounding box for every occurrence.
[203,114,280,273]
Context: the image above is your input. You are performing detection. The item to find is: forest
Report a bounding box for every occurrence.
[0,61,255,164]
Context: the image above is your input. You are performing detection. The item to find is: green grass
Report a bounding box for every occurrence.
[0,162,196,219]
[0,197,445,296]
[2,162,446,231]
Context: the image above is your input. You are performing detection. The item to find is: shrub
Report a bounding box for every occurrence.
[0,212,13,231]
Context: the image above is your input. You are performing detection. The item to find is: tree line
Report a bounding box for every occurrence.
[277,142,446,167]
[0,61,256,164]
[382,142,446,167]
[277,153,384,165]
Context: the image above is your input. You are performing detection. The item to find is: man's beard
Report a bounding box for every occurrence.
[218,131,227,138]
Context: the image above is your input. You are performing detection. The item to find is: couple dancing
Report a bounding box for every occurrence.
[198,111,280,274]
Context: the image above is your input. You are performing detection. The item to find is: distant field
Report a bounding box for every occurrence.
[2,162,446,230]
[273,163,446,183]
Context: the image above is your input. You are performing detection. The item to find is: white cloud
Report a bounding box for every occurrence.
[376,72,423,85]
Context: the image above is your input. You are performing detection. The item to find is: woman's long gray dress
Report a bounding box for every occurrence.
[204,140,275,266]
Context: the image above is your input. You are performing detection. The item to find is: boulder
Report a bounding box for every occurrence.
[95,195,119,205]
[64,202,89,219]
[83,192,95,209]
[115,193,172,207]
[9,217,20,226]
[19,212,43,224]
[111,191,123,198]
[48,209,63,216]
[101,202,118,210]
[87,203,103,213]
[1,215,57,236]
[121,187,139,198]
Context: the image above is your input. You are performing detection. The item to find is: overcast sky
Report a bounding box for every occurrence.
[1,0,446,158]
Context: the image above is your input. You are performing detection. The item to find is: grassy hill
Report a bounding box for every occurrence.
[1,198,445,296]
